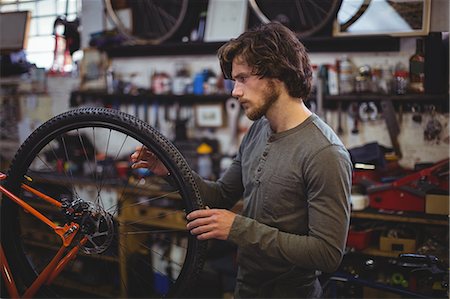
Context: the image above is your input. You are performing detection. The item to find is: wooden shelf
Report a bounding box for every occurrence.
[359,247,400,258]
[29,171,181,200]
[70,90,231,107]
[102,36,400,57]
[119,205,187,231]
[323,93,449,111]
[70,90,449,111]
[351,209,448,226]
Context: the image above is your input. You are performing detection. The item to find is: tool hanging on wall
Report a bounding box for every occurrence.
[225,97,240,156]
[358,101,378,122]
[381,99,402,158]
[411,104,423,123]
[423,105,443,143]
[336,101,344,135]
[348,102,360,134]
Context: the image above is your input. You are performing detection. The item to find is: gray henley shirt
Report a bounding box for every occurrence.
[193,113,352,297]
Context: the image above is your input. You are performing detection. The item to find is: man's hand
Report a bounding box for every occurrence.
[186,208,236,241]
[130,146,169,176]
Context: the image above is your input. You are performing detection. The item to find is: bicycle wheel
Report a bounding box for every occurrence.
[104,0,188,45]
[336,0,371,32]
[249,0,342,38]
[1,107,206,298]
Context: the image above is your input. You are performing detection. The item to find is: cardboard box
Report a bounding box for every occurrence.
[379,236,416,253]
[425,194,449,215]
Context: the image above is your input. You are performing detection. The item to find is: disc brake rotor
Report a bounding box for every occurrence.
[79,203,115,254]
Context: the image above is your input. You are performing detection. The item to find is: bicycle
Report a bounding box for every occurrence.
[1,107,206,298]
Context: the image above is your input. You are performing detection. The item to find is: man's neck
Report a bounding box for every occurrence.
[267,98,312,133]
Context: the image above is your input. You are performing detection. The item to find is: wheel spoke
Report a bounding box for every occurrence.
[3,107,205,297]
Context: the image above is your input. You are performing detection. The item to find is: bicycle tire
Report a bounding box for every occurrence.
[249,0,342,38]
[1,107,206,298]
[337,0,371,32]
[104,0,188,45]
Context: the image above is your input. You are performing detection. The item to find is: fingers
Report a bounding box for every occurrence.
[130,146,158,169]
[187,217,219,240]
[130,146,145,163]
[186,209,216,240]
[186,209,235,241]
[186,208,213,221]
[131,161,150,169]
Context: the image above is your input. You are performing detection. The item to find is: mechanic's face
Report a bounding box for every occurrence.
[231,58,280,121]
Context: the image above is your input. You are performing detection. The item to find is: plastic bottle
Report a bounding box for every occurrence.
[196,142,213,179]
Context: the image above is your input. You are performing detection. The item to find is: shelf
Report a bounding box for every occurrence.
[71,90,449,111]
[103,41,225,57]
[323,93,449,112]
[358,247,403,258]
[29,171,125,188]
[351,209,448,226]
[70,90,231,107]
[325,93,448,102]
[102,36,400,57]
[29,171,181,200]
[119,205,187,231]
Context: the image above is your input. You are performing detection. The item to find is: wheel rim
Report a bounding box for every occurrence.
[249,0,342,38]
[104,0,188,45]
[2,108,204,298]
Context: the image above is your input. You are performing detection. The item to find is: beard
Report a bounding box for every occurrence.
[246,80,280,121]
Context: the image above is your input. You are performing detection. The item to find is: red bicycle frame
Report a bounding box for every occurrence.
[0,171,87,298]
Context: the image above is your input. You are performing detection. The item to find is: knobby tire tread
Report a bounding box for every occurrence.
[1,107,206,298]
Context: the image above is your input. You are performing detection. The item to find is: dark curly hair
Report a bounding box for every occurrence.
[218,22,312,100]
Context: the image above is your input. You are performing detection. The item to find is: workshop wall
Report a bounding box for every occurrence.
[106,49,449,170]
[76,0,449,169]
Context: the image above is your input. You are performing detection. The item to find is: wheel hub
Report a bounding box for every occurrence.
[61,198,114,254]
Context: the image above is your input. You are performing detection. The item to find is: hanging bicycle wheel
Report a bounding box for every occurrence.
[336,0,371,32]
[104,0,188,45]
[1,107,206,298]
[249,0,342,38]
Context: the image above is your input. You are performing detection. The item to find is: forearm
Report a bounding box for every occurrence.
[192,163,244,209]
[228,215,345,273]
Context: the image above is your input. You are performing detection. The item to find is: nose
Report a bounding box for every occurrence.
[231,82,243,98]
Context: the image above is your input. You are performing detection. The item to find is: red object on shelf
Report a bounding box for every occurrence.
[367,159,449,212]
[369,188,426,212]
[352,170,379,186]
[347,229,373,250]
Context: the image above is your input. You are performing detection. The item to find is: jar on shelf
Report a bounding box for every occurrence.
[379,62,393,94]
[393,62,409,95]
[338,55,355,94]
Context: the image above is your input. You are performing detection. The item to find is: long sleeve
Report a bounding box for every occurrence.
[227,145,352,273]
[190,115,352,294]
[192,155,245,210]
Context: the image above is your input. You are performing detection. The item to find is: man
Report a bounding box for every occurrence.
[132,22,352,298]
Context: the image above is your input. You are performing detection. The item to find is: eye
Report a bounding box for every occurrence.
[235,75,247,83]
